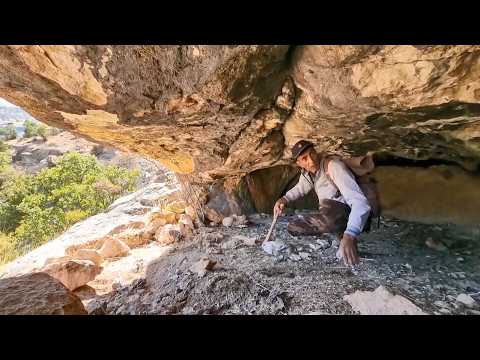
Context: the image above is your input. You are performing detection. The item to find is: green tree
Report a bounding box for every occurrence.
[0,151,139,264]
[0,125,17,140]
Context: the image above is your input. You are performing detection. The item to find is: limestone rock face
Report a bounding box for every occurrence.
[1,45,480,225]
[0,272,87,315]
[1,45,479,176]
[286,45,480,171]
[0,45,290,175]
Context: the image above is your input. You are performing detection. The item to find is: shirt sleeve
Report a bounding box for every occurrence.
[282,171,314,203]
[327,159,371,237]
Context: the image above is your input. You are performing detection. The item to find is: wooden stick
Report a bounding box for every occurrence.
[263,213,279,244]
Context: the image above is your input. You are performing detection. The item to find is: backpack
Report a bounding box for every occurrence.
[322,154,380,218]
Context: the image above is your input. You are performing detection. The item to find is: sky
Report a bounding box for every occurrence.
[0,97,16,107]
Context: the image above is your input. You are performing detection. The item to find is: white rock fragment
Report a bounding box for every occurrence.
[425,237,448,251]
[222,217,234,227]
[344,286,426,315]
[262,240,287,256]
[289,254,302,262]
[232,235,257,246]
[456,294,476,308]
[299,252,310,259]
[434,300,448,308]
[315,239,330,249]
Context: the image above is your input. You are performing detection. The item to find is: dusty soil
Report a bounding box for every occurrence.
[84,214,480,315]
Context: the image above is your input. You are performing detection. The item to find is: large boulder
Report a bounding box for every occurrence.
[99,237,131,259]
[0,272,87,315]
[41,259,102,291]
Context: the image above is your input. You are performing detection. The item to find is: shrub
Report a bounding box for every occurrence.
[0,151,11,172]
[23,119,58,139]
[0,151,140,263]
[0,232,19,266]
[0,140,11,172]
[0,125,17,140]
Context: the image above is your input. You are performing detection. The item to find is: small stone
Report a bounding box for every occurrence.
[232,235,256,246]
[222,217,234,227]
[290,254,301,261]
[449,272,466,279]
[164,200,186,214]
[425,237,448,251]
[232,214,247,226]
[438,308,450,314]
[456,294,476,308]
[306,311,328,315]
[315,239,330,249]
[154,224,184,245]
[221,238,241,250]
[456,257,464,262]
[308,243,320,251]
[148,211,176,225]
[299,252,310,259]
[262,240,287,256]
[434,300,448,308]
[179,214,195,230]
[189,257,216,277]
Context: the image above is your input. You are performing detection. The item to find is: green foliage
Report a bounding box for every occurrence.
[0,232,19,266]
[0,140,12,176]
[0,125,17,140]
[0,151,139,265]
[23,119,58,139]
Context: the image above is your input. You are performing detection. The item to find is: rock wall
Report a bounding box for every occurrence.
[1,45,480,225]
[372,165,480,226]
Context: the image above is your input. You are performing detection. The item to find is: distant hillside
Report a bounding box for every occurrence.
[0,106,36,123]
[0,106,39,138]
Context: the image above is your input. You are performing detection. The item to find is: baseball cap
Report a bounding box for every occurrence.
[291,140,314,161]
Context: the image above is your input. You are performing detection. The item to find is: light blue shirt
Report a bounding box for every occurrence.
[283,158,371,237]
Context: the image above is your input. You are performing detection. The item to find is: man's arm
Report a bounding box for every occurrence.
[328,160,371,237]
[273,172,313,216]
[282,172,314,203]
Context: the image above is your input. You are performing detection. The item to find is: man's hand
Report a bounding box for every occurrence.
[273,198,287,217]
[338,233,359,266]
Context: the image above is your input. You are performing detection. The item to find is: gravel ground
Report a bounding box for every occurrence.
[86,214,480,315]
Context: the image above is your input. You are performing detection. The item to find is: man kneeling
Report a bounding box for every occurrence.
[273,140,371,266]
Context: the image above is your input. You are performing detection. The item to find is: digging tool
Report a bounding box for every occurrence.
[263,212,279,244]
